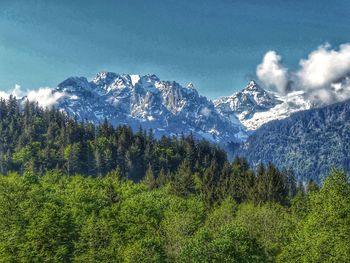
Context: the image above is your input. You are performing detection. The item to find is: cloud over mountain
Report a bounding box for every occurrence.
[257,43,350,105]
[0,84,23,100]
[0,85,66,108]
[26,88,67,108]
[297,43,350,89]
[256,51,289,94]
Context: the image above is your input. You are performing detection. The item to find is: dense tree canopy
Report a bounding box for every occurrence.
[0,97,297,206]
[0,169,347,262]
[0,97,228,182]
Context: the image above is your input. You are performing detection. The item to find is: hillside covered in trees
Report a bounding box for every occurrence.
[0,96,298,204]
[0,96,229,181]
[0,97,349,262]
[0,168,349,262]
[236,99,350,183]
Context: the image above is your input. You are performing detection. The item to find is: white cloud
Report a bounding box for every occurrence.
[256,51,289,94]
[0,85,66,108]
[297,43,350,90]
[0,91,9,100]
[257,43,350,105]
[0,84,25,99]
[295,43,350,104]
[26,88,66,108]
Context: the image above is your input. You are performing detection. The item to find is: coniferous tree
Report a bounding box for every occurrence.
[171,160,195,197]
[156,168,168,187]
[143,165,157,190]
[254,162,289,205]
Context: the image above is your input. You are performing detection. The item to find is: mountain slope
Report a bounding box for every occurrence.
[235,100,350,182]
[49,72,247,143]
[214,81,281,122]
[214,81,312,130]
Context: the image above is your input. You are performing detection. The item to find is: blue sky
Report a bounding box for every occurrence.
[1,0,350,98]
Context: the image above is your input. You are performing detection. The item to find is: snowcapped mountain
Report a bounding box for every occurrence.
[11,72,350,182]
[17,73,315,144]
[50,72,247,144]
[214,81,312,130]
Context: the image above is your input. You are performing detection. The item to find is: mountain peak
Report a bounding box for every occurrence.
[93,72,119,83]
[187,82,195,89]
[214,80,283,128]
[139,74,160,87]
[130,74,141,86]
[243,80,264,93]
[248,80,257,86]
[239,81,278,105]
[57,76,90,93]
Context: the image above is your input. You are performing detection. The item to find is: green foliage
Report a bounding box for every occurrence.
[279,169,350,263]
[161,197,206,260]
[234,202,293,261]
[179,224,267,263]
[0,168,347,262]
[0,98,228,182]
[171,160,195,197]
[73,209,122,262]
[22,202,75,262]
[204,197,237,231]
[0,98,348,262]
[142,165,157,190]
[64,143,82,175]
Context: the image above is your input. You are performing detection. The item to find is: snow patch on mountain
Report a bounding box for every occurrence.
[214,81,312,130]
[130,74,141,86]
[242,91,312,130]
[50,72,247,144]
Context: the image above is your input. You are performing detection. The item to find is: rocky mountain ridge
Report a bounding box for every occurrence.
[50,72,247,144]
[17,72,315,144]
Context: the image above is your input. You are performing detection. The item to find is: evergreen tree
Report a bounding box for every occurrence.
[156,168,168,187]
[171,160,195,197]
[64,143,82,175]
[143,165,157,190]
[254,162,289,205]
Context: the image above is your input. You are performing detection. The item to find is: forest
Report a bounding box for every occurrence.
[0,97,349,262]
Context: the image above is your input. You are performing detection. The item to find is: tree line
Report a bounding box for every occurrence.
[0,97,299,205]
